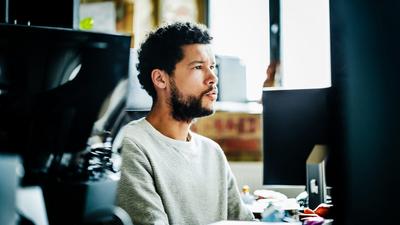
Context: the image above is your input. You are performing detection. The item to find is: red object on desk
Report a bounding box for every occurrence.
[313,203,331,218]
[300,203,333,225]
[302,203,332,218]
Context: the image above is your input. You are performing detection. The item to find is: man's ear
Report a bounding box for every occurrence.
[151,69,167,89]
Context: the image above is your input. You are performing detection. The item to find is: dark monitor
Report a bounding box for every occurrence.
[262,87,332,186]
[0,24,131,171]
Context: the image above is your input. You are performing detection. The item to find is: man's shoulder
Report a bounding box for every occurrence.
[124,117,146,130]
[122,117,148,141]
[192,132,221,150]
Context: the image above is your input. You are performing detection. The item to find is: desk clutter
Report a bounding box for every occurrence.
[240,186,333,225]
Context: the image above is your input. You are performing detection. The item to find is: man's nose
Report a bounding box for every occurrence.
[206,68,218,85]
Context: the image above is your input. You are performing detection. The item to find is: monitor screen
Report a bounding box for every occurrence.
[0,24,131,157]
[262,87,332,186]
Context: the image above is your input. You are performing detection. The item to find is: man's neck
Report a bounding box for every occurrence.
[146,107,192,142]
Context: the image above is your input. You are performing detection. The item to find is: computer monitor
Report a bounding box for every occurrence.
[0,24,131,178]
[262,87,332,188]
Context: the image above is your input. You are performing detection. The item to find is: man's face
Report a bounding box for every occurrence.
[168,44,218,122]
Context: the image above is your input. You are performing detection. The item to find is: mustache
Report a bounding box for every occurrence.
[200,86,217,97]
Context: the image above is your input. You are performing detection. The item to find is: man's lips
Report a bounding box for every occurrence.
[205,89,217,95]
[204,89,218,100]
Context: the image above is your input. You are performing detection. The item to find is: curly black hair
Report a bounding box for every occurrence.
[137,22,213,101]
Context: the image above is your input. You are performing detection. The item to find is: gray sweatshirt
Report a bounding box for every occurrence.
[116,118,254,225]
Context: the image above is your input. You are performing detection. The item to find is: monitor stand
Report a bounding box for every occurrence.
[306,144,328,209]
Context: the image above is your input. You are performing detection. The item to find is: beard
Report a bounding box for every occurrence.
[169,79,215,123]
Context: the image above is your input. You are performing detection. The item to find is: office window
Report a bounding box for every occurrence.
[209,0,269,101]
[280,0,331,88]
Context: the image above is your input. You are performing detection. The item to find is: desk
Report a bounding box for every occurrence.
[209,220,333,225]
[209,221,301,225]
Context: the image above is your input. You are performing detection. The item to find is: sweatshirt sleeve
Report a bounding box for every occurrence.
[116,138,170,225]
[226,161,256,221]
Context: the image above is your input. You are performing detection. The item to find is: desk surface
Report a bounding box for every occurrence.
[208,221,301,225]
[209,220,333,225]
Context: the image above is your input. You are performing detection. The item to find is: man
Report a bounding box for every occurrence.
[117,22,255,225]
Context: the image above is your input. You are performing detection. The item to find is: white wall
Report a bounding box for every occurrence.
[229,161,264,192]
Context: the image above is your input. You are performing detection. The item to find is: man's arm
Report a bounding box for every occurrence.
[116,138,169,225]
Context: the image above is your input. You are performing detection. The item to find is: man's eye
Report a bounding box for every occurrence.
[210,65,215,70]
[194,65,202,69]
